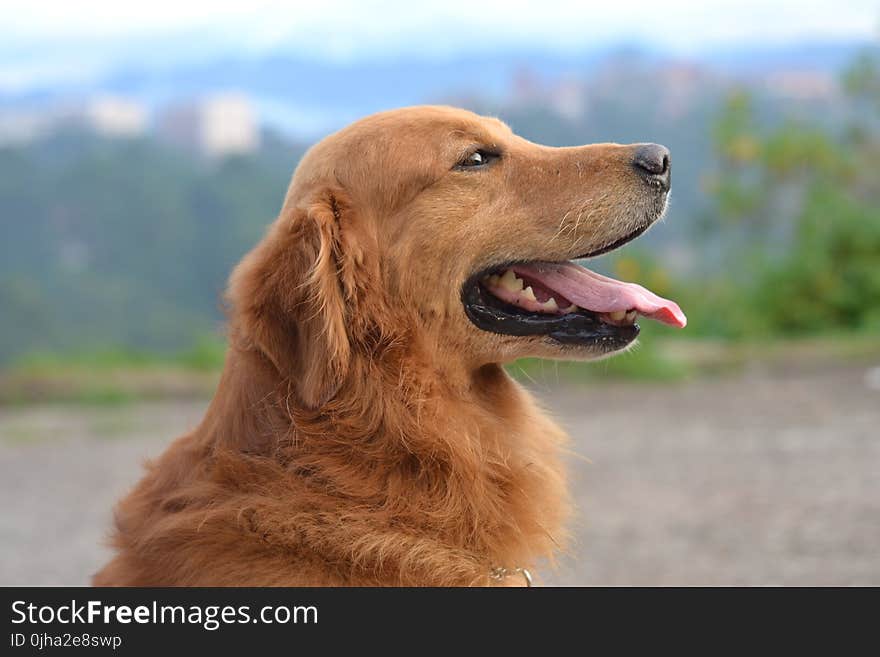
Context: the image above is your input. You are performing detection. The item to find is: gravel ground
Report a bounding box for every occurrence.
[1,366,878,586]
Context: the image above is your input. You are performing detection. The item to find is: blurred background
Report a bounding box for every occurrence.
[1,1,879,585]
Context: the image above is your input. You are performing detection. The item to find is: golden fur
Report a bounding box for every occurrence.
[94,106,660,586]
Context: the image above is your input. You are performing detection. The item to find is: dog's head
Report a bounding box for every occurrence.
[230,106,685,408]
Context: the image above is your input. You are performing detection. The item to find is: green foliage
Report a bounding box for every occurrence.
[12,337,226,372]
[14,348,163,372]
[754,185,880,332]
[1,344,222,406]
[176,335,227,371]
[695,51,880,338]
[762,122,847,179]
[843,52,880,103]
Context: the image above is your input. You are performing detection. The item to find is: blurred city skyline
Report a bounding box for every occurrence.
[1,1,877,140]
[1,2,877,103]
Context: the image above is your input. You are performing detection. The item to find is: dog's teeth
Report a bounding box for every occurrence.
[521,286,537,302]
[543,297,559,312]
[500,269,523,292]
[564,304,578,313]
[609,310,626,321]
[625,310,637,323]
[489,274,501,286]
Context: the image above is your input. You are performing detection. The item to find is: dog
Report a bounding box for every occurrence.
[93,106,685,586]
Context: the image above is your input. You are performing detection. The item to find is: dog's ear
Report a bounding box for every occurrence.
[229,189,355,409]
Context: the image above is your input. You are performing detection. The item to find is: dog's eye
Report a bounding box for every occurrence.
[456,149,499,169]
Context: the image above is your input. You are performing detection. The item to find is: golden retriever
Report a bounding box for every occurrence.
[93,106,685,586]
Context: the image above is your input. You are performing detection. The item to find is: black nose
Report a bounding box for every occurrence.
[632,143,671,191]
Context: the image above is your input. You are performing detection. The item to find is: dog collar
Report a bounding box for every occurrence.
[489,566,533,587]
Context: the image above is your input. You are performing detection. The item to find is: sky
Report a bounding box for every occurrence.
[0,0,877,90]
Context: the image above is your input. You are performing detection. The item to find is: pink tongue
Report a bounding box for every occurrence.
[512,262,687,328]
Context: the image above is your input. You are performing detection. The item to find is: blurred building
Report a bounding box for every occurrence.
[550,78,588,120]
[157,93,260,158]
[0,96,146,145]
[0,110,50,145]
[763,71,836,100]
[84,96,147,137]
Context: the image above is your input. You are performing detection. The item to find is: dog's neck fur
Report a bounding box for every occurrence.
[180,329,569,586]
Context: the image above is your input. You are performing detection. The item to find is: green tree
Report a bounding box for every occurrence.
[705,51,880,335]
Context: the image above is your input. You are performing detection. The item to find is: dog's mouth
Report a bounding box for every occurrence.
[461,237,687,350]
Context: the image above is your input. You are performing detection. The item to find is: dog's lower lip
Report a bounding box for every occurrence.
[461,276,640,349]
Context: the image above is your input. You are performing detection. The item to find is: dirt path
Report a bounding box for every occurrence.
[2,366,878,586]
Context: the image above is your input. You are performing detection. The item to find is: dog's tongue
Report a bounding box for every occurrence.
[512,261,687,328]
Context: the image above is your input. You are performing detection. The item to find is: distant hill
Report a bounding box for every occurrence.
[0,132,304,363]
